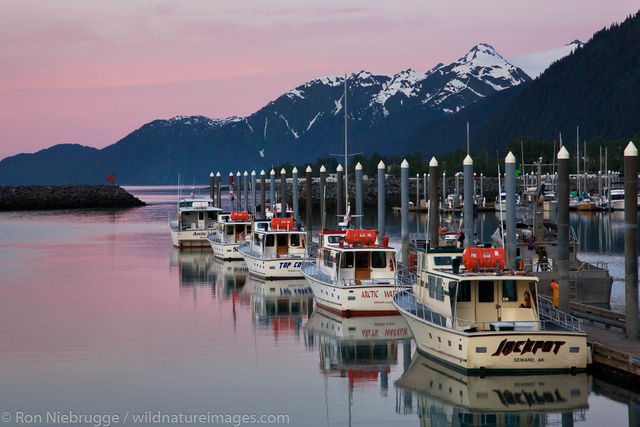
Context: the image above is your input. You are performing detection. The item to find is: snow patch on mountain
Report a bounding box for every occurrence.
[508,40,583,78]
[279,114,298,139]
[372,69,426,106]
[160,115,243,128]
[332,97,343,115]
[306,112,322,131]
[286,88,305,99]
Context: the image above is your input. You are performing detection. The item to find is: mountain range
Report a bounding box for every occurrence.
[4,12,639,186]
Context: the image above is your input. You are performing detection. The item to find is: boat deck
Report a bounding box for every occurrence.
[394,290,584,334]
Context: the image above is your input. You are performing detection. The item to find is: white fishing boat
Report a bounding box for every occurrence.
[168,193,221,248]
[207,211,256,260]
[392,247,588,374]
[302,229,408,317]
[238,218,307,279]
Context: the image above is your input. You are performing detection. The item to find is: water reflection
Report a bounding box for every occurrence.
[305,309,412,393]
[396,352,589,426]
[245,276,313,339]
[212,259,248,298]
[169,248,216,289]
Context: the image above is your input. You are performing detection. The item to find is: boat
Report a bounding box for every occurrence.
[392,246,588,374]
[168,192,222,248]
[605,188,640,210]
[238,217,307,279]
[207,211,259,260]
[302,229,408,317]
[396,352,589,424]
[494,192,521,213]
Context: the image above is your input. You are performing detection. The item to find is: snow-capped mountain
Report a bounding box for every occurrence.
[0,43,532,184]
[232,43,531,161]
[508,40,583,79]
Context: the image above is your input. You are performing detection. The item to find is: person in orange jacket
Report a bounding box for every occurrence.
[550,279,559,308]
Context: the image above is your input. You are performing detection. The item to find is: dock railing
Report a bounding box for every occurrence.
[537,295,584,332]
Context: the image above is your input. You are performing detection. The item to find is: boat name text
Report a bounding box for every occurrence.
[491,338,566,356]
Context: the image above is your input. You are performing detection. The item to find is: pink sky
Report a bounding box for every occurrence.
[1,1,638,160]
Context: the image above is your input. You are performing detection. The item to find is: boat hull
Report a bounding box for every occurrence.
[240,251,304,279]
[397,306,588,374]
[304,274,400,317]
[169,225,215,248]
[209,240,243,261]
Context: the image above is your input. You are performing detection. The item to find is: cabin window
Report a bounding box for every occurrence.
[207,212,216,220]
[371,252,386,268]
[226,225,234,235]
[277,234,288,247]
[435,278,445,301]
[502,280,518,302]
[254,234,260,245]
[328,235,343,244]
[340,252,354,268]
[433,256,452,266]
[324,250,332,267]
[266,234,274,247]
[478,281,494,303]
[457,282,471,302]
[290,234,300,246]
[428,275,436,299]
[198,212,204,220]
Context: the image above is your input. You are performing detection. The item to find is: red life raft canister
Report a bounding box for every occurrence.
[230,211,250,221]
[344,229,378,246]
[271,217,295,230]
[462,248,506,271]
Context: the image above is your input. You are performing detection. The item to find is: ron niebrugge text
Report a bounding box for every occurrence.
[1,410,290,426]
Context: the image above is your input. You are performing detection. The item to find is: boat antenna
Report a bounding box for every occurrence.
[497,151,505,249]
[344,73,349,216]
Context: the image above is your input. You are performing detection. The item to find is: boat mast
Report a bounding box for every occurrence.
[344,73,349,215]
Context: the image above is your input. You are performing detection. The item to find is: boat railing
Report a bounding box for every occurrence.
[306,241,319,259]
[396,264,416,289]
[576,260,608,272]
[394,290,584,333]
[302,262,398,287]
[208,231,223,243]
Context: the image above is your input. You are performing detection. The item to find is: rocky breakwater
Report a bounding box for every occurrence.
[0,185,146,211]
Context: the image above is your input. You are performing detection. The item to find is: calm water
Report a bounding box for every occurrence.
[0,186,636,427]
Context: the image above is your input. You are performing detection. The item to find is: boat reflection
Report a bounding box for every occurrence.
[169,247,216,288]
[306,307,412,393]
[212,258,248,299]
[245,276,313,339]
[395,352,589,426]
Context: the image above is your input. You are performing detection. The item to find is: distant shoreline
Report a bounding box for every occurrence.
[0,185,146,211]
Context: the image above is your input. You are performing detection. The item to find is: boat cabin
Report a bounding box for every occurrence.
[413,248,539,332]
[216,211,252,243]
[316,230,397,285]
[177,197,221,231]
[250,218,306,259]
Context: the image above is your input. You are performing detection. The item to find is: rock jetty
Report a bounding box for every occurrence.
[0,185,145,211]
